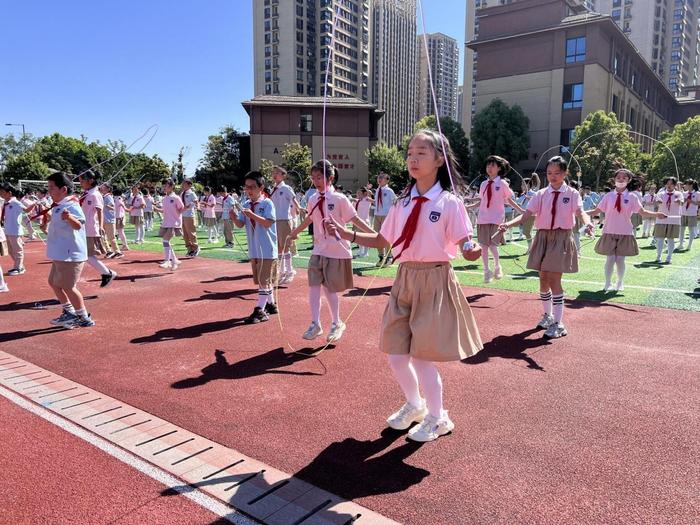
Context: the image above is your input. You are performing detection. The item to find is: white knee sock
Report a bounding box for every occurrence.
[323,286,340,324]
[552,293,564,323]
[387,354,422,409]
[88,255,110,275]
[540,291,552,315]
[689,228,695,248]
[284,253,293,273]
[488,244,500,268]
[0,264,6,288]
[680,227,687,246]
[118,229,128,248]
[162,241,172,262]
[666,239,675,260]
[615,256,626,286]
[655,238,664,259]
[604,255,615,288]
[309,285,321,324]
[412,358,443,418]
[137,224,145,242]
[256,289,270,309]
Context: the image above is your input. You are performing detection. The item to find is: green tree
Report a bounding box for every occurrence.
[3,150,50,182]
[196,126,249,189]
[35,133,110,175]
[280,142,312,190]
[568,111,641,190]
[259,158,275,184]
[0,133,36,169]
[470,99,530,178]
[365,142,407,190]
[649,116,700,185]
[408,115,470,177]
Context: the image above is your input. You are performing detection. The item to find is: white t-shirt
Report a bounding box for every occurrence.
[80,187,103,237]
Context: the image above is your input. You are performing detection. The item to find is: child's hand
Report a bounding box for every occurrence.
[324,215,346,239]
[289,231,299,241]
[657,212,668,220]
[61,210,70,221]
[584,223,595,236]
[498,222,509,233]
[241,208,254,218]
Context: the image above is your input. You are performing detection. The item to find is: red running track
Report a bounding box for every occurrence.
[2,242,699,524]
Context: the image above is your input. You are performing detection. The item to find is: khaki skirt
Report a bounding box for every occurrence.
[527,229,579,273]
[381,262,483,362]
[159,227,183,239]
[307,254,353,292]
[653,224,680,239]
[594,233,639,256]
[681,215,698,228]
[477,222,503,247]
[129,215,143,226]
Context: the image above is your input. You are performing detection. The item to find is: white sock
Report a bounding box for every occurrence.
[163,241,172,262]
[266,289,275,304]
[0,265,5,287]
[256,289,269,309]
[552,293,564,323]
[655,238,664,259]
[323,286,340,324]
[75,308,87,318]
[540,291,552,315]
[309,285,321,324]
[667,239,675,259]
[88,255,110,275]
[62,302,75,314]
[412,358,443,418]
[387,354,422,409]
[604,255,615,288]
[481,249,490,272]
[680,227,686,245]
[284,253,293,273]
[488,244,500,268]
[615,256,626,286]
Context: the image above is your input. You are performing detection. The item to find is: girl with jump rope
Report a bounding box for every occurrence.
[325,129,483,442]
[585,169,667,292]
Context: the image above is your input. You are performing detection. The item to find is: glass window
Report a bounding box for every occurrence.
[563,83,583,109]
[565,36,586,63]
[300,114,312,132]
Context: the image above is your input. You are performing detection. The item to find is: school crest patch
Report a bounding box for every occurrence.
[87,200,92,205]
[562,197,570,204]
[624,199,629,204]
[169,198,174,203]
[328,203,335,211]
[429,211,441,222]
[495,186,501,191]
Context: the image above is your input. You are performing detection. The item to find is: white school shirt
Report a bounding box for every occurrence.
[47,196,87,262]
[270,182,296,220]
[477,176,514,225]
[103,194,116,224]
[114,196,126,219]
[221,194,236,220]
[161,193,184,228]
[215,195,223,213]
[203,195,216,219]
[597,190,642,236]
[81,187,103,237]
[307,190,357,259]
[682,190,699,216]
[374,186,396,217]
[181,189,197,218]
[527,184,583,230]
[655,190,683,225]
[2,197,24,236]
[381,182,471,262]
[144,195,154,212]
[129,194,145,217]
[355,197,371,222]
[642,193,657,210]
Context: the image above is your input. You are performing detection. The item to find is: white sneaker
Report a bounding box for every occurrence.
[654,257,661,263]
[494,266,504,279]
[407,411,455,442]
[326,321,346,343]
[302,321,323,340]
[0,284,9,293]
[170,261,180,271]
[537,313,554,329]
[544,322,568,339]
[386,400,428,431]
[278,272,290,285]
[159,261,172,269]
[603,282,612,292]
[615,282,624,291]
[483,270,493,283]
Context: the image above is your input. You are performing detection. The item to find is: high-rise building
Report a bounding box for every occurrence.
[418,32,460,120]
[372,0,418,146]
[595,0,700,95]
[253,0,372,100]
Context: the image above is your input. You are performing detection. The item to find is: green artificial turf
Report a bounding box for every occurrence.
[122,223,700,312]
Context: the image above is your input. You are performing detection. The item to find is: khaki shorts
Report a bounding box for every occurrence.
[276,219,297,254]
[381,262,483,362]
[477,223,503,246]
[653,224,680,239]
[307,254,353,292]
[594,233,639,257]
[49,261,85,290]
[681,215,698,228]
[87,236,105,257]
[251,258,277,288]
[527,229,579,273]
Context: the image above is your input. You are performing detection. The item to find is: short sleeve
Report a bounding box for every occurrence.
[526,192,541,215]
[503,183,514,200]
[94,193,104,209]
[599,193,612,213]
[379,204,400,244]
[263,201,276,221]
[445,198,471,244]
[629,194,642,213]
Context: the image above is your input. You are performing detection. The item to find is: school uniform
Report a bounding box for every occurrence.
[379,183,483,362]
[594,190,642,256]
[0,223,8,257]
[221,194,236,245]
[202,194,217,226]
[158,193,184,240]
[239,196,278,288]
[374,185,396,257]
[526,184,582,273]
[81,187,106,257]
[1,197,25,270]
[681,190,699,228]
[47,196,87,290]
[181,189,199,252]
[102,193,117,251]
[476,176,513,246]
[306,189,356,292]
[518,190,536,237]
[144,195,154,223]
[270,182,298,255]
[114,196,126,230]
[128,193,145,225]
[654,190,683,239]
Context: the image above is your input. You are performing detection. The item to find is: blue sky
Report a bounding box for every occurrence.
[2,0,466,169]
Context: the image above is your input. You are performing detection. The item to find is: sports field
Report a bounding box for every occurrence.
[123,222,700,312]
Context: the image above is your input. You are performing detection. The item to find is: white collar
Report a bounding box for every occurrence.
[410,181,443,201]
[547,183,568,193]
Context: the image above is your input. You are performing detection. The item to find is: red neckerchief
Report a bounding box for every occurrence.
[484,179,494,208]
[614,192,623,213]
[686,191,694,209]
[666,191,672,211]
[391,196,429,261]
[550,190,560,229]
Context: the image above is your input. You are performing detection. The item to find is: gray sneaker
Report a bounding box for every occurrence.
[326,321,346,343]
[50,310,76,326]
[544,322,568,339]
[537,313,554,329]
[302,321,323,340]
[64,314,96,329]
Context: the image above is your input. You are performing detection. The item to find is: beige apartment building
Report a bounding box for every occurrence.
[467,0,699,172]
[418,32,460,120]
[241,96,383,190]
